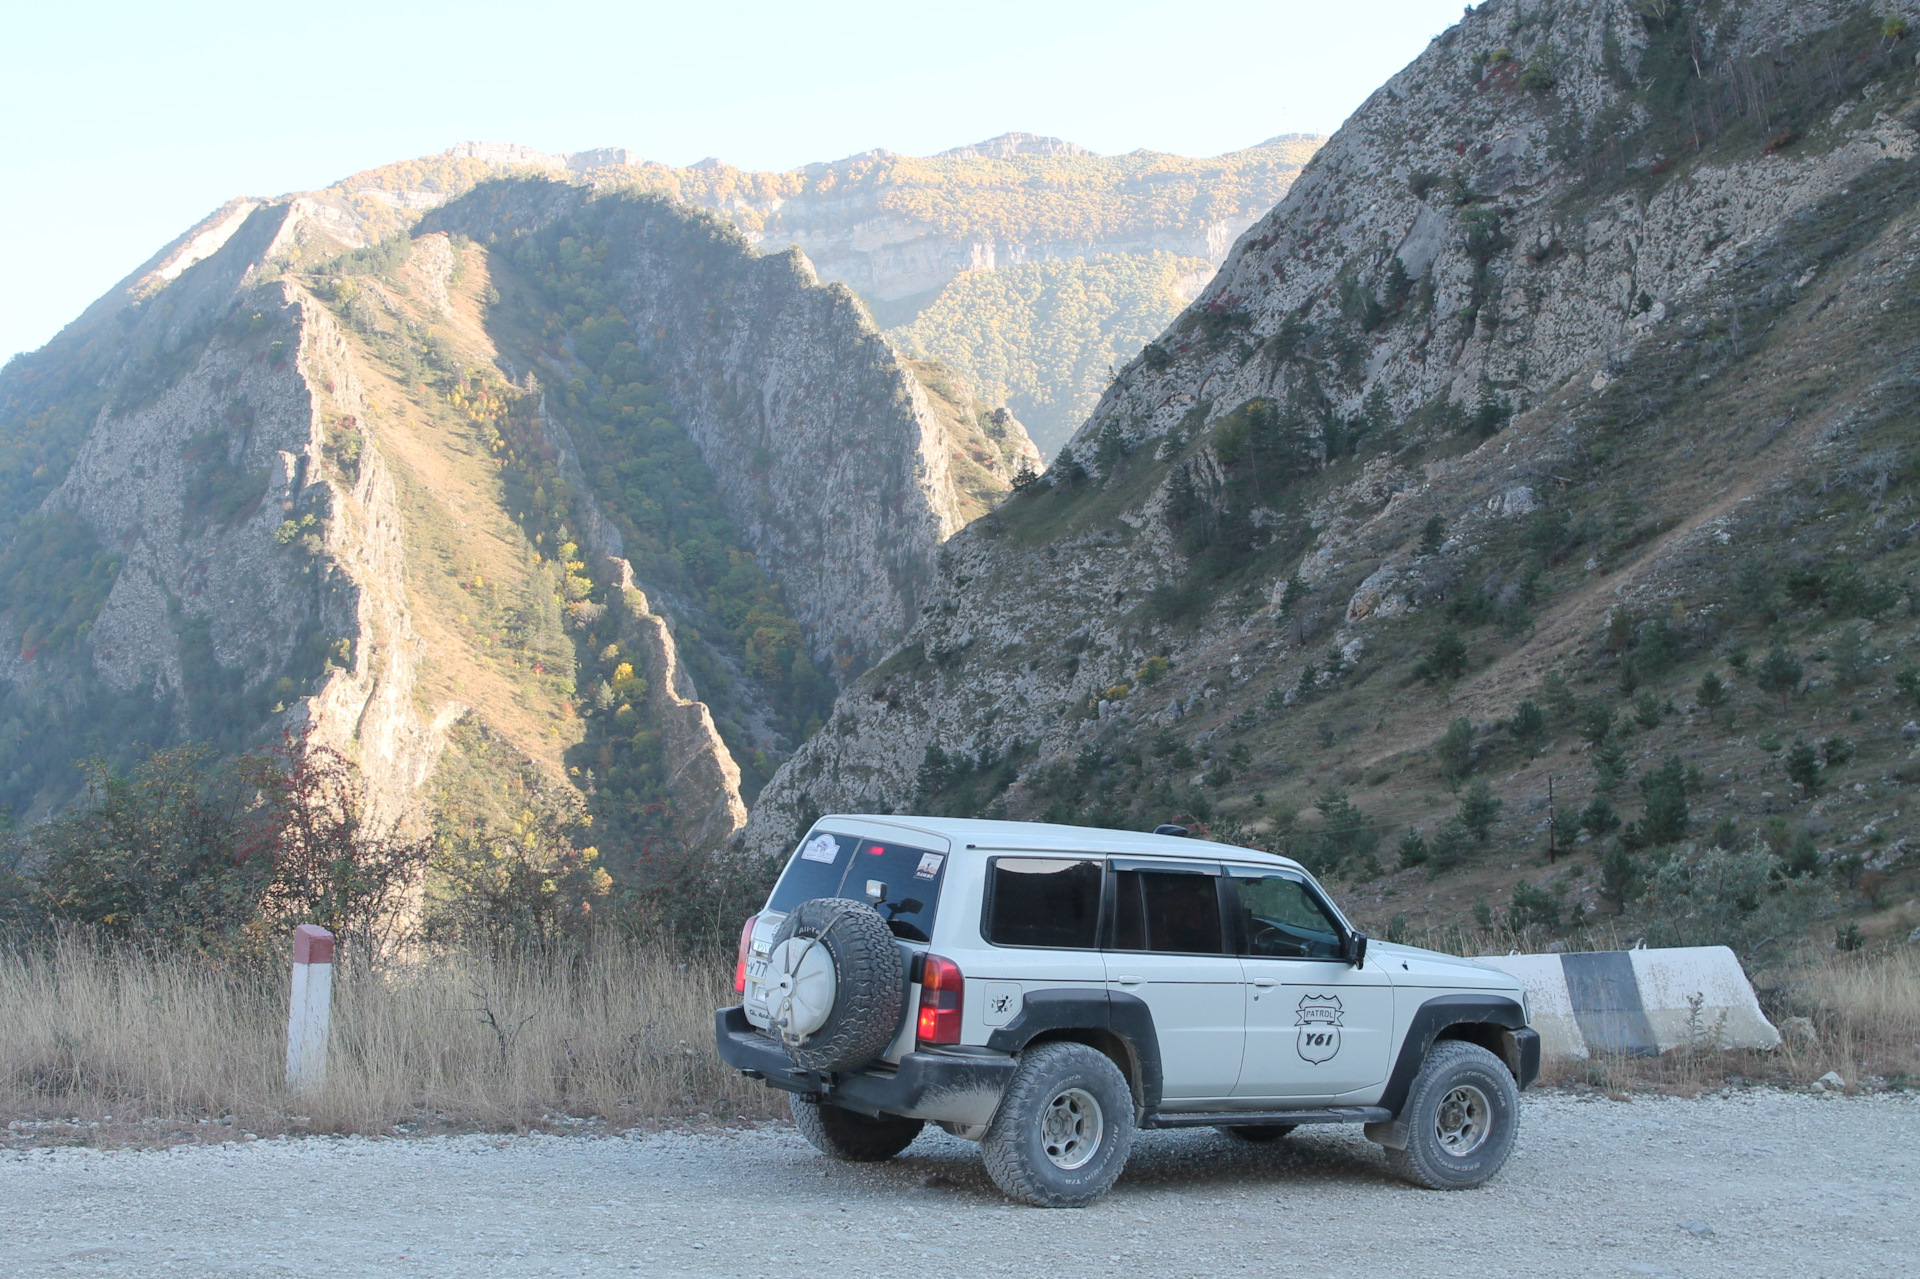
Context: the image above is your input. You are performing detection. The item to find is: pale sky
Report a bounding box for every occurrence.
[2,0,1471,365]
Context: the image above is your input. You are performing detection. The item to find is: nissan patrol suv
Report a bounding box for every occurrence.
[715,816,1539,1207]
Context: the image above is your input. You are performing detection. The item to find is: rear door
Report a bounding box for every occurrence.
[1227,867,1394,1102]
[1103,860,1246,1103]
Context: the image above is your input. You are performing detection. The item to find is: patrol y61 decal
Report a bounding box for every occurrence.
[1295,993,1344,1064]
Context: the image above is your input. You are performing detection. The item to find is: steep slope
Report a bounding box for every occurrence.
[0,173,1032,864]
[748,0,1920,951]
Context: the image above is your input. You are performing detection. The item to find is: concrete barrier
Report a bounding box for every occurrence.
[1476,945,1779,1058]
[286,924,335,1097]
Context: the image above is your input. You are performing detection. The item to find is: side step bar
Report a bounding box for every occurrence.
[1142,1106,1393,1129]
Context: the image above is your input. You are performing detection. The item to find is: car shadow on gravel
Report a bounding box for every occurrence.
[806,1126,1401,1207]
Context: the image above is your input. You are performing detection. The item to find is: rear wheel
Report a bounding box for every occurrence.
[981,1042,1134,1207]
[789,1093,924,1162]
[1385,1040,1518,1190]
[1217,1124,1297,1143]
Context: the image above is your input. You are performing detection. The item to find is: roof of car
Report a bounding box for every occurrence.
[816,814,1304,872]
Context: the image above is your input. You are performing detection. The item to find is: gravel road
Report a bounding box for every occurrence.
[3,1092,1915,1278]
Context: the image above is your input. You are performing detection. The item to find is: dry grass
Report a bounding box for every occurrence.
[0,938,779,1146]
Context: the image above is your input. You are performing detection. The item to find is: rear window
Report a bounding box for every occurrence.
[1113,868,1226,954]
[767,830,947,942]
[983,857,1102,950]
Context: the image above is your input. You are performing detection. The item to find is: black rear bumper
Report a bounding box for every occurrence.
[714,1006,1017,1127]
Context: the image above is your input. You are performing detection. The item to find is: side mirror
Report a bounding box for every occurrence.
[865,880,888,904]
[1345,931,1369,968]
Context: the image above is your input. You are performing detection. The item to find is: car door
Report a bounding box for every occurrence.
[1227,867,1394,1102]
[1103,860,1246,1103]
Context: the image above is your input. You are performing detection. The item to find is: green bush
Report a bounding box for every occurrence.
[1415,631,1470,684]
[1458,778,1503,844]
[1396,828,1430,869]
[1508,699,1547,753]
[1436,717,1474,787]
[1755,644,1805,701]
[1639,848,1830,960]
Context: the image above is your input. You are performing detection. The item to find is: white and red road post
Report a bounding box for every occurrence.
[286,924,335,1098]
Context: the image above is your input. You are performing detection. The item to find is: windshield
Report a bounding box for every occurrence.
[767,830,947,942]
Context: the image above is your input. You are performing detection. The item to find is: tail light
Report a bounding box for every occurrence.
[732,914,759,994]
[917,953,964,1046]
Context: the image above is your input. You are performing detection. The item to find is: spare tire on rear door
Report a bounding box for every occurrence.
[764,898,905,1072]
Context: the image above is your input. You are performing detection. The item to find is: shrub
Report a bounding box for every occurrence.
[1577,699,1616,745]
[1415,630,1469,683]
[1755,644,1805,702]
[1639,848,1830,960]
[1593,733,1628,791]
[1427,819,1475,873]
[1507,878,1562,931]
[1458,778,1503,844]
[1436,717,1474,787]
[1696,670,1728,710]
[1599,840,1640,914]
[1637,755,1692,845]
[1509,699,1547,753]
[1302,787,1378,876]
[1417,515,1446,557]
[1581,794,1622,836]
[1397,828,1430,869]
[1785,736,1823,798]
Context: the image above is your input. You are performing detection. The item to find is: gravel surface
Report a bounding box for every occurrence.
[2,1091,1915,1278]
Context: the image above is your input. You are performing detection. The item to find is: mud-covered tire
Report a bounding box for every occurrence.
[769,898,904,1072]
[789,1093,924,1162]
[1385,1040,1519,1190]
[1217,1124,1297,1143]
[981,1042,1134,1208]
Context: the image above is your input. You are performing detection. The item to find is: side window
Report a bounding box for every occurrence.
[984,858,1102,949]
[1112,869,1226,954]
[1229,870,1344,959]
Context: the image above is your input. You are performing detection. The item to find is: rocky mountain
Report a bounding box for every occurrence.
[300,134,1325,453]
[0,170,1034,867]
[748,0,1920,952]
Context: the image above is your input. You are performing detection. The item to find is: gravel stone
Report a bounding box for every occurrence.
[1,1092,1915,1277]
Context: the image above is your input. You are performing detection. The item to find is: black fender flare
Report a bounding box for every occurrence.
[1379,993,1534,1117]
[984,987,1165,1111]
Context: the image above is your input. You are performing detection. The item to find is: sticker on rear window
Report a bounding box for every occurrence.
[800,834,839,864]
[915,852,944,879]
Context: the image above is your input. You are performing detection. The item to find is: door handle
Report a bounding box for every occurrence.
[1251,978,1278,987]
[1113,976,1144,986]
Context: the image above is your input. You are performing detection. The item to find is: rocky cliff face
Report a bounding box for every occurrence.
[0,169,1034,851]
[402,134,1322,314]
[744,0,1920,950]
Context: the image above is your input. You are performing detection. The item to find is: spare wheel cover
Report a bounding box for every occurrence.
[768,897,905,1072]
[765,936,838,1038]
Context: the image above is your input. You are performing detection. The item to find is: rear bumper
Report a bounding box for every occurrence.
[714,1006,1017,1126]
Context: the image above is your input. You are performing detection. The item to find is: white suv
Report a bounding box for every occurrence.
[716,816,1539,1207]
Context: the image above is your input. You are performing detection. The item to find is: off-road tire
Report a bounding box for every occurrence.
[981,1042,1134,1208]
[770,898,904,1072]
[1217,1124,1297,1143]
[1385,1040,1519,1190]
[789,1093,924,1162]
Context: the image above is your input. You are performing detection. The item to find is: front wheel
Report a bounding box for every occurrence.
[981,1042,1134,1207]
[1385,1040,1519,1190]
[790,1093,924,1161]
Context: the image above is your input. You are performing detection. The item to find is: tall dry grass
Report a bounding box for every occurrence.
[0,938,780,1140]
